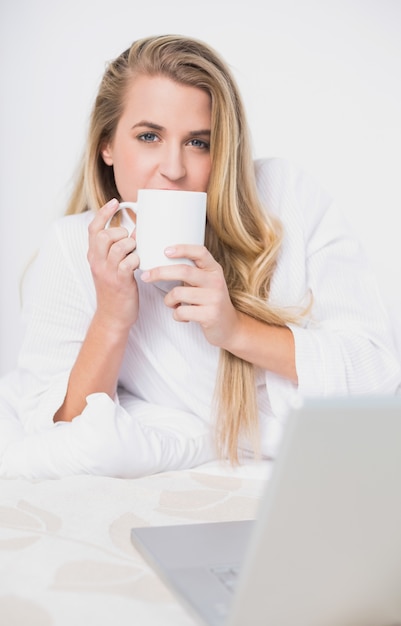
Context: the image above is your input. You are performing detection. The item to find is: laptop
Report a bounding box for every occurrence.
[131,396,401,626]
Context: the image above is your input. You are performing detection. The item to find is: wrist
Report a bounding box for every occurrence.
[220,310,248,355]
[91,311,132,342]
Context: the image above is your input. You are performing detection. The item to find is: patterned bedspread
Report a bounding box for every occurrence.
[0,461,270,625]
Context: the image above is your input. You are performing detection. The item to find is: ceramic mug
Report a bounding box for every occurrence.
[119,189,207,270]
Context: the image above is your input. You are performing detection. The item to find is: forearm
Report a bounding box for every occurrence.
[221,311,298,383]
[53,314,130,423]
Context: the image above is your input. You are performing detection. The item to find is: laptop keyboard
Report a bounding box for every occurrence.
[210,565,240,593]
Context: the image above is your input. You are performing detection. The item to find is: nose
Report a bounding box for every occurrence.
[158,144,186,181]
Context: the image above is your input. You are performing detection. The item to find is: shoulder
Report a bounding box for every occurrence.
[30,211,94,278]
[254,157,334,227]
[21,212,94,307]
[255,158,331,207]
[254,156,293,187]
[50,211,94,238]
[41,211,93,254]
[254,156,298,190]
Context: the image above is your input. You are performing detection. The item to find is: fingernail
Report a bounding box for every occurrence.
[164,247,176,257]
[141,271,150,282]
[107,198,119,209]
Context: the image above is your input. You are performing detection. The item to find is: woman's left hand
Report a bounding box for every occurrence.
[140,244,241,348]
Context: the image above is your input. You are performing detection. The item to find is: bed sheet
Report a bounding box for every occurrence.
[0,460,270,626]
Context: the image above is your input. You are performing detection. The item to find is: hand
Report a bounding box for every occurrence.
[140,244,241,348]
[87,199,140,330]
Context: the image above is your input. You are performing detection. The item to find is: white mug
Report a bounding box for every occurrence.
[119,189,207,270]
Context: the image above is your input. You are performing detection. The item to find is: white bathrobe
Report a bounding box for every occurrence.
[1,158,400,478]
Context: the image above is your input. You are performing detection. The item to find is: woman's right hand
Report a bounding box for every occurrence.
[87,198,139,331]
[53,199,139,423]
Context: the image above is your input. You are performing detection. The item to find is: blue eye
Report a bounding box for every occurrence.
[188,138,210,150]
[139,132,158,142]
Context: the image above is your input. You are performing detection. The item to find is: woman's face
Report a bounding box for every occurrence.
[101,74,212,201]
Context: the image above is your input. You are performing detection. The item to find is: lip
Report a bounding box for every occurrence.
[155,187,184,191]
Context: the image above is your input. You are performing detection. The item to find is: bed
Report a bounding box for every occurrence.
[0,460,270,625]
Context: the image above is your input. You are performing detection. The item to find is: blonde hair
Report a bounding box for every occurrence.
[66,34,301,463]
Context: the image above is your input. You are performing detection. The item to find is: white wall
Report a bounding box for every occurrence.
[1,0,400,374]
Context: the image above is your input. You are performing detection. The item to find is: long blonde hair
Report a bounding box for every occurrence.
[66,34,300,462]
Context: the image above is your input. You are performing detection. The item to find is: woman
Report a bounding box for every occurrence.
[0,34,399,478]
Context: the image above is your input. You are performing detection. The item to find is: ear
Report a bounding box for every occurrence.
[101,142,113,166]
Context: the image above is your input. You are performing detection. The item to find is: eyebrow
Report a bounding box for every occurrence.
[132,120,211,137]
[132,120,164,131]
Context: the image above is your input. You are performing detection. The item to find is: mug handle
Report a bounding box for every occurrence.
[105,201,137,229]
